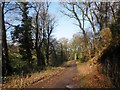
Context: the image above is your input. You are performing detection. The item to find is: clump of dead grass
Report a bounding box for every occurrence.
[2,67,65,88]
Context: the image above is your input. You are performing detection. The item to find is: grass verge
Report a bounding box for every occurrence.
[2,66,65,88]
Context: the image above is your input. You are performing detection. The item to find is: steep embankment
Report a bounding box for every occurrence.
[74,62,114,88]
[99,38,120,88]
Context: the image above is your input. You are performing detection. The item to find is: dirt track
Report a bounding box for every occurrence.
[26,60,78,88]
[26,60,114,89]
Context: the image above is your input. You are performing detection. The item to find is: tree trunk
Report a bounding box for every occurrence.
[22,2,32,65]
[46,36,50,65]
[2,2,12,76]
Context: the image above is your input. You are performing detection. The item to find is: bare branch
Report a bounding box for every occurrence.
[5,22,17,27]
[4,6,19,14]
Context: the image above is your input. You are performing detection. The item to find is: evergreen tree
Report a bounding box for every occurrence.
[11,2,33,65]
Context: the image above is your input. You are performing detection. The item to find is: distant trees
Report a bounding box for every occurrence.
[69,33,84,61]
[67,32,91,62]
[59,38,69,61]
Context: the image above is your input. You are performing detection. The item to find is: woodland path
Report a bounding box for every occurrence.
[26,60,79,88]
[26,60,114,89]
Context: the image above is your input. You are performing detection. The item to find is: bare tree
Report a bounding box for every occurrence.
[32,2,53,66]
[60,2,88,47]
[32,2,45,66]
[45,14,56,65]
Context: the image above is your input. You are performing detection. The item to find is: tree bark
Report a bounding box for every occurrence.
[2,2,12,76]
[21,2,32,65]
[34,10,45,67]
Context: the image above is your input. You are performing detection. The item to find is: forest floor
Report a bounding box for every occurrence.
[25,60,114,89]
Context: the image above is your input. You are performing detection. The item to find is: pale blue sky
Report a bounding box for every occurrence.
[6,2,80,41]
[49,2,80,40]
[6,2,91,42]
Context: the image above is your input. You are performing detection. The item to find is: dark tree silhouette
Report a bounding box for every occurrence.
[2,2,12,76]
